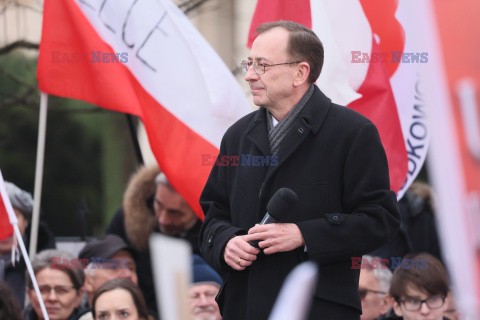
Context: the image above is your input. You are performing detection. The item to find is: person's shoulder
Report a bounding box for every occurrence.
[328,102,374,128]
[223,109,259,138]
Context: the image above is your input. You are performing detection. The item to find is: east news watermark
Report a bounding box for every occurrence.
[351,257,429,269]
[51,257,130,270]
[351,51,429,64]
[201,154,278,167]
[51,50,128,64]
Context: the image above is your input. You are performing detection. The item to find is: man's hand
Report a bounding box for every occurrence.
[243,223,305,255]
[224,235,261,271]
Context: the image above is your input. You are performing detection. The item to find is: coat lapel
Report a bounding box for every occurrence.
[245,107,271,157]
[264,86,333,182]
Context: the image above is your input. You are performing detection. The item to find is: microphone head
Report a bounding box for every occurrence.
[266,188,298,221]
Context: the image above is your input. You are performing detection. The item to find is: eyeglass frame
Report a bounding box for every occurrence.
[36,285,76,296]
[241,60,302,75]
[358,288,387,300]
[397,295,446,311]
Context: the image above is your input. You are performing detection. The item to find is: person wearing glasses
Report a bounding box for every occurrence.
[388,253,450,320]
[199,20,400,320]
[359,256,393,320]
[24,249,91,320]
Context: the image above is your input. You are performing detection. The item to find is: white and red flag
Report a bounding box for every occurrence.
[248,0,430,196]
[0,174,14,241]
[37,0,251,218]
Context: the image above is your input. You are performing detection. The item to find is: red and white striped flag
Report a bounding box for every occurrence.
[247,0,430,196]
[37,0,251,218]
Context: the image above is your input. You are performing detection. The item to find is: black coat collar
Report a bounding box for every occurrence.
[245,85,332,157]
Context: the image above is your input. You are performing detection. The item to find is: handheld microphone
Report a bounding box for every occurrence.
[249,188,298,248]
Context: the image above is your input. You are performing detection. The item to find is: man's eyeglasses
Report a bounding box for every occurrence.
[399,295,446,311]
[358,288,387,300]
[241,60,301,75]
[37,285,75,296]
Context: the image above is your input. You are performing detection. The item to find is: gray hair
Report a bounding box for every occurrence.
[155,172,174,190]
[362,255,392,293]
[5,182,33,220]
[26,249,85,292]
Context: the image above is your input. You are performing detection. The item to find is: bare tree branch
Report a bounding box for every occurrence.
[178,0,212,16]
[0,39,39,55]
[0,85,36,109]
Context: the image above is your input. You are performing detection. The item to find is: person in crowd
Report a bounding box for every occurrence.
[189,255,222,320]
[91,278,149,320]
[106,166,201,317]
[0,181,55,306]
[0,281,24,320]
[443,295,462,320]
[24,249,91,320]
[78,235,137,306]
[359,256,393,320]
[199,20,400,319]
[370,181,444,270]
[388,253,450,320]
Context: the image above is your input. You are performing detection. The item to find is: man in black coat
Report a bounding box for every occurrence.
[199,21,400,320]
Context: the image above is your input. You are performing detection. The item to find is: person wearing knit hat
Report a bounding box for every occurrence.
[189,255,222,320]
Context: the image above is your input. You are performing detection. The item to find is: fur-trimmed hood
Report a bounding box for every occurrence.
[123,165,160,250]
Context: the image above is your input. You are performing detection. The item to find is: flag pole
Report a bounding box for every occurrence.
[125,114,144,165]
[0,171,50,320]
[14,223,50,320]
[29,92,49,258]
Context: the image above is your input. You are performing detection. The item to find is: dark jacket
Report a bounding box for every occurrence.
[106,166,202,319]
[370,184,443,269]
[199,86,400,320]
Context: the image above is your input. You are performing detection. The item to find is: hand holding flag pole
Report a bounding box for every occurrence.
[0,170,50,320]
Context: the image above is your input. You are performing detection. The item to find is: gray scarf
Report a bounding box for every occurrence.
[266,85,314,155]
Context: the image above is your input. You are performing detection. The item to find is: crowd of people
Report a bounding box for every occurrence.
[0,177,220,320]
[0,170,461,320]
[0,20,463,320]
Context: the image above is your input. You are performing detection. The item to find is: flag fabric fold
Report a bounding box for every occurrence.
[0,170,17,242]
[37,0,252,218]
[248,0,428,196]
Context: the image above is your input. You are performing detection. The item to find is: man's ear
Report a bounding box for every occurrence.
[392,300,403,317]
[26,288,34,301]
[293,62,310,87]
[83,274,94,293]
[380,294,394,315]
[442,293,450,313]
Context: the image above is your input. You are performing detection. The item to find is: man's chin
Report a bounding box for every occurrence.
[159,226,181,236]
[193,314,217,320]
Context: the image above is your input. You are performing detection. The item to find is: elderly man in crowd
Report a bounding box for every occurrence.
[78,234,137,306]
[359,255,393,320]
[189,255,222,320]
